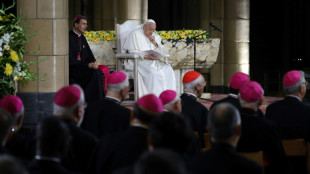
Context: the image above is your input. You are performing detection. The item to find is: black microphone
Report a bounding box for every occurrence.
[210,23,222,32]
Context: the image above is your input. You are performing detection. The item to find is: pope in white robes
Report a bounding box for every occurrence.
[123,19,176,98]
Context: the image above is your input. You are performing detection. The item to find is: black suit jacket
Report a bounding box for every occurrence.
[62,119,97,173]
[181,93,208,148]
[82,97,131,138]
[189,142,263,174]
[265,96,310,140]
[210,95,242,111]
[69,30,103,103]
[237,108,289,174]
[88,126,149,174]
[27,160,78,174]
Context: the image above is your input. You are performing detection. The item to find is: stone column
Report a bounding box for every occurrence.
[17,0,69,128]
[114,0,148,25]
[206,0,249,93]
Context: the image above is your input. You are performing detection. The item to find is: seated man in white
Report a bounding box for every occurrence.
[123,19,176,97]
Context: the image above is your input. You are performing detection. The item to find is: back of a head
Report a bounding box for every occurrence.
[149,112,192,154]
[283,70,305,95]
[239,81,264,107]
[229,72,249,94]
[0,155,28,174]
[0,95,24,122]
[107,71,129,92]
[36,116,71,157]
[182,71,203,92]
[134,149,188,174]
[0,108,14,145]
[134,94,163,124]
[208,103,241,141]
[53,84,85,116]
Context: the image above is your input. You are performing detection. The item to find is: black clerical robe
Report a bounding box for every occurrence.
[69,30,104,104]
[81,97,131,138]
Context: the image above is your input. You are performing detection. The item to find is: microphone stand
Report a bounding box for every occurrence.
[193,29,215,71]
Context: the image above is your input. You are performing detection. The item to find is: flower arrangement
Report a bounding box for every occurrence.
[0,1,42,97]
[85,29,209,42]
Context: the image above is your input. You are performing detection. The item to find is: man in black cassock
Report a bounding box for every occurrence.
[69,15,104,104]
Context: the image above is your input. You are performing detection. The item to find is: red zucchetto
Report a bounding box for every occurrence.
[182,71,201,83]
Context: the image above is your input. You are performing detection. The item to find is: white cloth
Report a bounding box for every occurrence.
[123,27,176,98]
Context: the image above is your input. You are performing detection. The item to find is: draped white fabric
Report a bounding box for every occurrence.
[123,27,176,98]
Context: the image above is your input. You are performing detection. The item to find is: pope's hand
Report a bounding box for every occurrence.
[89,62,99,69]
[144,55,157,60]
[148,36,157,46]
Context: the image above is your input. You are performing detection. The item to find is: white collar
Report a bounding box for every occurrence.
[184,92,197,98]
[228,93,238,98]
[35,155,61,163]
[286,95,302,102]
[132,123,149,130]
[73,29,81,37]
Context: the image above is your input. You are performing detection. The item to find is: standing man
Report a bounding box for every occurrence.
[181,71,208,148]
[123,19,176,97]
[69,15,104,104]
[81,71,131,138]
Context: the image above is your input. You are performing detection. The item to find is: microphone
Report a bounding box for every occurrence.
[210,23,222,32]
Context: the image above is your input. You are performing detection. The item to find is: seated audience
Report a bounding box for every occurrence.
[0,154,28,174]
[236,81,289,174]
[82,71,131,138]
[189,103,263,174]
[27,116,77,174]
[88,94,163,174]
[181,71,208,148]
[159,90,182,114]
[53,84,97,173]
[0,108,14,154]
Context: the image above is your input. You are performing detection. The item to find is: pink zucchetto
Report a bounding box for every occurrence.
[54,85,82,107]
[230,72,250,90]
[283,70,301,87]
[137,94,163,113]
[159,90,177,106]
[107,71,127,84]
[240,81,264,103]
[0,95,23,115]
[73,15,85,23]
[183,71,201,83]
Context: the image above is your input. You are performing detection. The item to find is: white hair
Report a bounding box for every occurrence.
[283,71,305,95]
[144,19,156,25]
[53,85,85,116]
[183,75,204,92]
[163,96,181,108]
[106,76,129,93]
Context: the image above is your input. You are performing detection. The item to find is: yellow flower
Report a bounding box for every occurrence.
[4,63,13,76]
[10,50,19,62]
[0,16,2,21]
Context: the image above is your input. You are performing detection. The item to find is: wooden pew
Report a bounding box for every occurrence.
[239,151,264,167]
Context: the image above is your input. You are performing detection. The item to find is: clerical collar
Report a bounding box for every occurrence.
[35,155,61,163]
[105,96,121,104]
[132,123,149,130]
[286,95,302,102]
[184,92,197,99]
[73,29,81,37]
[228,93,238,98]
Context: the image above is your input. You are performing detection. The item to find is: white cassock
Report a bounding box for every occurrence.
[123,27,176,98]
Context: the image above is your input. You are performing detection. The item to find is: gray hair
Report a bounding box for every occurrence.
[144,19,156,25]
[239,97,261,108]
[163,96,181,108]
[283,71,305,95]
[208,103,241,141]
[53,85,85,116]
[106,76,129,93]
[183,75,204,92]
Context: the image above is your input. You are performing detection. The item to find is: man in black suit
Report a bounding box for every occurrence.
[159,90,182,114]
[265,70,310,174]
[88,94,164,174]
[266,70,310,140]
[236,81,289,174]
[27,117,78,174]
[210,72,249,111]
[0,108,14,155]
[180,71,208,148]
[82,71,131,138]
[189,102,263,174]
[53,84,97,173]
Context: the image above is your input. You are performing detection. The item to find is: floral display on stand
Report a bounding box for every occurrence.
[84,29,209,42]
[0,1,42,98]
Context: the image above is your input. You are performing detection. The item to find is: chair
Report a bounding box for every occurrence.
[115,20,141,101]
[239,151,264,167]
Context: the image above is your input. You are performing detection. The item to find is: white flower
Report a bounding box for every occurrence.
[2,33,11,44]
[0,39,3,46]
[21,71,26,76]
[4,45,10,50]
[0,47,2,57]
[14,76,19,81]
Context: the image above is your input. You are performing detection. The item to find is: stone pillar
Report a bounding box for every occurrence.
[207,0,249,93]
[17,0,69,128]
[114,0,148,25]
